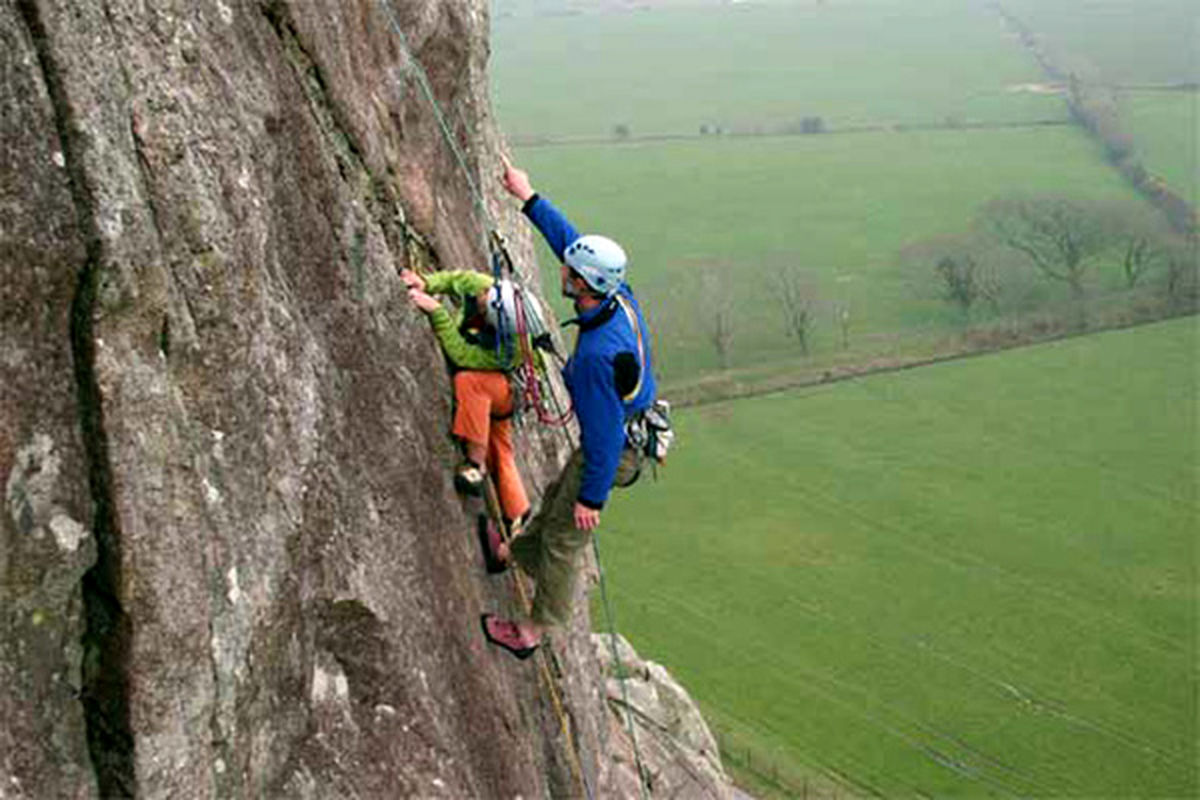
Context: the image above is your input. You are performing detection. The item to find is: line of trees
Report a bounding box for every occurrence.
[903,193,1197,333]
[678,193,1196,375]
[1065,79,1198,237]
[682,257,853,374]
[993,1,1198,237]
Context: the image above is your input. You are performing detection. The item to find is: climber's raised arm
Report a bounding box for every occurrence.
[500,157,579,261]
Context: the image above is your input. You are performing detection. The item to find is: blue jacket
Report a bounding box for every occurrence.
[523,194,657,509]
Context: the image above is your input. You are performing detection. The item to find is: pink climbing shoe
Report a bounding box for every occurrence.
[480,614,539,661]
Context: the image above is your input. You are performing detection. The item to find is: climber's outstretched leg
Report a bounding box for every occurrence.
[482,452,589,660]
[487,414,530,522]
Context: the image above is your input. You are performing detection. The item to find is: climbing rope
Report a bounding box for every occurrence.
[593,533,652,800]
[376,0,574,430]
[374,0,498,240]
[373,7,607,793]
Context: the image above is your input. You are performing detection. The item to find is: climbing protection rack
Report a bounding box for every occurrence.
[488,230,575,429]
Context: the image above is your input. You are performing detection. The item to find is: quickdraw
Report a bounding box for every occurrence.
[488,230,574,428]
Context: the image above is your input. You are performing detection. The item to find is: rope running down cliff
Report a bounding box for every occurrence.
[375,0,577,434]
[373,7,661,797]
[371,4,603,798]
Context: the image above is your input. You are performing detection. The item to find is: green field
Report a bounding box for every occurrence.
[1122,90,1199,202]
[492,0,1186,389]
[594,317,1198,796]
[491,3,1200,795]
[492,0,1063,140]
[518,128,1142,383]
[999,0,1199,85]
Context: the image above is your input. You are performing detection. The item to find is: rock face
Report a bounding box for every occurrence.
[1,1,731,798]
[594,634,732,800]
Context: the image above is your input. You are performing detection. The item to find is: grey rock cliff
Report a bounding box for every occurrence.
[594,634,733,800]
[1,1,730,797]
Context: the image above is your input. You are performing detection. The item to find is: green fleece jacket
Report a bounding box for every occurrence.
[423,270,511,371]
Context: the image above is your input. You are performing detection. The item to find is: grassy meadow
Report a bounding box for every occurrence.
[519,128,1142,383]
[489,2,1198,796]
[1122,90,1199,201]
[493,0,1063,140]
[595,317,1198,797]
[492,0,1190,390]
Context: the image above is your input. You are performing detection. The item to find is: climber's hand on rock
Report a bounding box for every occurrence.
[400,269,425,291]
[500,155,534,203]
[408,288,441,312]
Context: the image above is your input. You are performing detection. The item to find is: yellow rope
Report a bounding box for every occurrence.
[483,479,592,799]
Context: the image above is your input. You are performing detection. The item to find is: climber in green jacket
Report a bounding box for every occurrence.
[403,268,532,528]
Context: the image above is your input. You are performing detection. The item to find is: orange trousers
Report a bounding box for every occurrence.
[452,371,530,522]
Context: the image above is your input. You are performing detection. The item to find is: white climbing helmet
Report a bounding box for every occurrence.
[485,279,548,339]
[564,235,627,296]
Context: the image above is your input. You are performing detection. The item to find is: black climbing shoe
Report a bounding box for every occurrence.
[454,461,484,496]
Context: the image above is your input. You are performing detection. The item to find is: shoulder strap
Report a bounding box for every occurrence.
[613,294,645,404]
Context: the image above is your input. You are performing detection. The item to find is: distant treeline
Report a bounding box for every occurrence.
[991,1,1198,237]
[511,117,1069,149]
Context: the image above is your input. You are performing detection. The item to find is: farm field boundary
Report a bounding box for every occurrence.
[510,118,1071,149]
[663,308,1200,409]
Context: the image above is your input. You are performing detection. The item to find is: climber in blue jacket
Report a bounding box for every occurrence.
[480,158,658,660]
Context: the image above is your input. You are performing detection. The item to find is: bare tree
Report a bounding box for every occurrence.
[1164,240,1200,311]
[900,233,996,329]
[1119,235,1160,288]
[979,194,1111,327]
[1105,204,1176,289]
[768,265,816,354]
[699,265,735,370]
[937,255,987,319]
[834,304,851,349]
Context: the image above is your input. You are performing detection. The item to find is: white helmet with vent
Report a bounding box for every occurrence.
[564,235,627,296]
[485,279,548,339]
